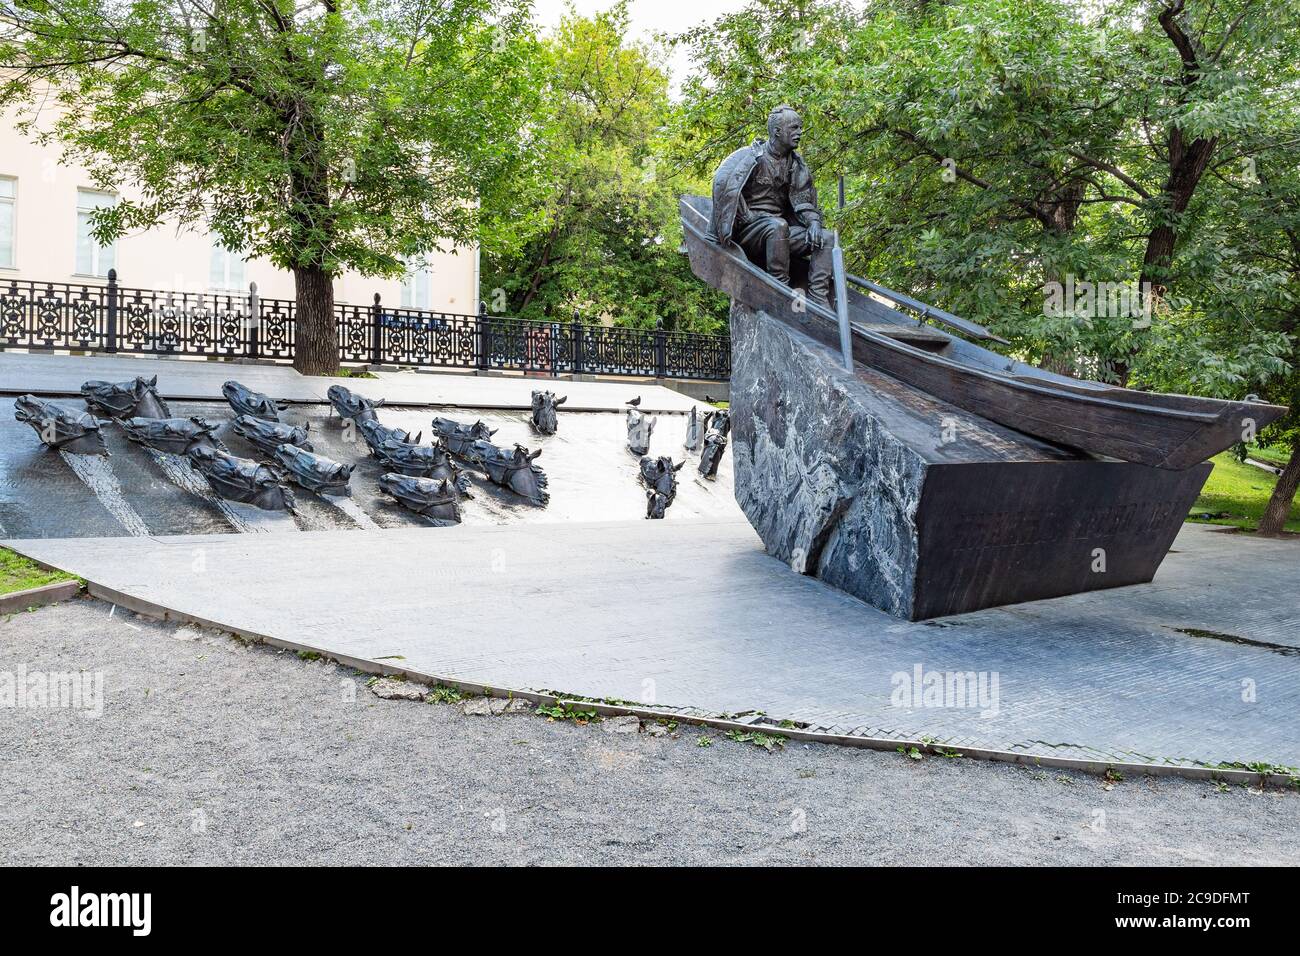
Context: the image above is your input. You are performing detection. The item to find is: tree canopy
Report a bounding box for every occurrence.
[1,0,537,373]
[674,0,1300,529]
[478,2,730,332]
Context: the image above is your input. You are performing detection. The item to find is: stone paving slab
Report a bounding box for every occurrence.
[0,351,700,412]
[6,520,1297,770]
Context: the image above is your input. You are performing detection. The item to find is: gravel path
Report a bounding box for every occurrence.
[2,598,1296,866]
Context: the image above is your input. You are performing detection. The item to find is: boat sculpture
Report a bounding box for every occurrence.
[674,106,1291,619]
[681,193,1286,470]
[14,395,108,455]
[80,375,171,419]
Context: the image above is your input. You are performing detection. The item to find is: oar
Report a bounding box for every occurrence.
[845,273,1009,344]
[831,231,854,372]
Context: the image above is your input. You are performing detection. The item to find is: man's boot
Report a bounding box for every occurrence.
[806,241,834,309]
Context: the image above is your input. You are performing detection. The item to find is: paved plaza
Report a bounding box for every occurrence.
[7,520,1298,771]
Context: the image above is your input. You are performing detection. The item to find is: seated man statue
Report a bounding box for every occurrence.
[707,105,832,307]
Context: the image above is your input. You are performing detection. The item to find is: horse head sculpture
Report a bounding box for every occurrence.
[683,406,703,452]
[530,389,567,435]
[80,375,171,419]
[272,443,354,496]
[626,408,657,456]
[14,395,108,455]
[222,380,283,422]
[326,384,383,423]
[430,417,498,459]
[358,417,420,456]
[186,445,295,511]
[378,472,463,526]
[120,416,224,456]
[232,415,312,457]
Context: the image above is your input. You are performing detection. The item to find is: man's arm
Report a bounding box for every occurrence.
[790,159,824,248]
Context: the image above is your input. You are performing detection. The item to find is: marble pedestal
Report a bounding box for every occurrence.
[728,303,1211,619]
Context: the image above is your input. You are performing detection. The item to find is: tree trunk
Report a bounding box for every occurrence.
[293,265,338,376]
[1258,439,1300,536]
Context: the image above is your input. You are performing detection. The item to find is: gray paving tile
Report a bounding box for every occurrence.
[5,521,1297,769]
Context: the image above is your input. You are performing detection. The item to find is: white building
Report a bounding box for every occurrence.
[0,108,479,314]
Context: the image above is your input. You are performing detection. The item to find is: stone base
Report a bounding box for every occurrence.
[728,302,1211,620]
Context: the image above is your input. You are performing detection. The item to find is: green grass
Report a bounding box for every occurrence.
[328,367,377,379]
[1188,453,1300,533]
[1246,443,1292,468]
[0,548,78,597]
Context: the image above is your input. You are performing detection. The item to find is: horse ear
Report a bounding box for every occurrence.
[528,448,542,461]
[557,395,568,405]
[147,375,158,387]
[674,459,685,471]
[413,432,423,444]
[489,428,498,436]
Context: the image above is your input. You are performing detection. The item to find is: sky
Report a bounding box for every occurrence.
[528,0,757,90]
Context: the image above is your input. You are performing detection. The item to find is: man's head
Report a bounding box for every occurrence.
[767,106,803,153]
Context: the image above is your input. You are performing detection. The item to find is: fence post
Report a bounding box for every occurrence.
[105,268,119,352]
[371,292,383,366]
[654,318,667,379]
[475,301,489,371]
[247,281,261,359]
[572,310,584,375]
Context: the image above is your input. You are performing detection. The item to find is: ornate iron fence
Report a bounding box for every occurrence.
[0,272,730,381]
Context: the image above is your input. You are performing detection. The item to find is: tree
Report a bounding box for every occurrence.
[676,0,1298,379]
[0,0,536,374]
[478,2,728,332]
[675,0,1300,526]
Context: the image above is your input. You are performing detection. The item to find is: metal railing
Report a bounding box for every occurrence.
[0,271,731,381]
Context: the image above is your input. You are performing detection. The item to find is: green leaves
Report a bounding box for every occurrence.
[1,0,535,279]
[675,0,1300,402]
[477,3,728,331]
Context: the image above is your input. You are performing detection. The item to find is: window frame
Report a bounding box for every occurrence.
[0,176,16,270]
[74,188,118,278]
[401,257,433,310]
[209,240,248,293]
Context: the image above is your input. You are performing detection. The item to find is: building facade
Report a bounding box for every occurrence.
[0,112,479,314]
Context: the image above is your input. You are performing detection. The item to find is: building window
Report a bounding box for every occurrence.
[401,257,432,309]
[209,241,247,291]
[75,189,117,277]
[0,177,15,269]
